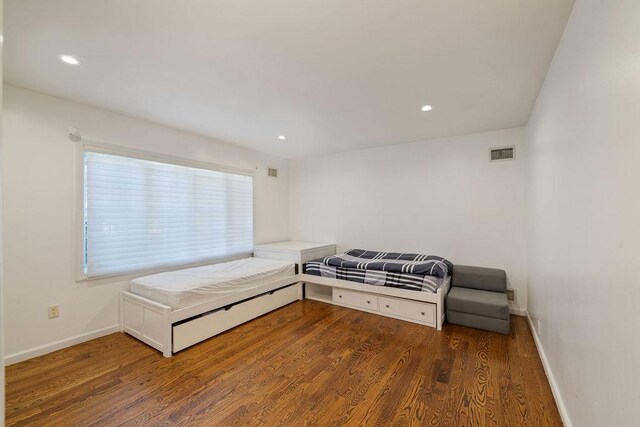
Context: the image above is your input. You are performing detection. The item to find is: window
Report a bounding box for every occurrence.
[80,146,254,278]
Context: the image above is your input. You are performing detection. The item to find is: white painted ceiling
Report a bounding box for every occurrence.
[4,0,574,158]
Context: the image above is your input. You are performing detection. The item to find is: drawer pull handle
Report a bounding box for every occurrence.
[367,301,371,304]
[338,295,342,298]
[421,312,425,316]
[385,304,390,308]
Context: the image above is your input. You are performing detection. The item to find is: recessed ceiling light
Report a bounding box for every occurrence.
[421,105,433,112]
[278,135,286,140]
[59,54,81,65]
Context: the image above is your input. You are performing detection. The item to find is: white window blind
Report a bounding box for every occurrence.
[83,150,254,278]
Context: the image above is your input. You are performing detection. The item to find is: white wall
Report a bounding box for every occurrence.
[2,84,290,361]
[526,0,640,426]
[290,127,528,311]
[1,0,5,423]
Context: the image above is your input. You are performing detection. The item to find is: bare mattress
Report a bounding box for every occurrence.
[129,257,296,309]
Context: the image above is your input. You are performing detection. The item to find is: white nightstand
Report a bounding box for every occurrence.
[254,241,336,274]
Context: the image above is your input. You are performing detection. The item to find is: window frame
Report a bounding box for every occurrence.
[75,140,256,282]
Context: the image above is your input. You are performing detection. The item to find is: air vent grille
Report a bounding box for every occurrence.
[268,168,278,177]
[490,146,515,162]
[506,289,515,302]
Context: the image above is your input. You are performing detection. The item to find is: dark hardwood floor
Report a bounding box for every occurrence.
[5,300,561,426]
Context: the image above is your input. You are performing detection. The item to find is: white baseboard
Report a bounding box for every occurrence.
[4,324,120,366]
[525,312,572,427]
[510,306,526,316]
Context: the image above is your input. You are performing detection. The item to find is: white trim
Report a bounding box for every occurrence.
[526,312,572,427]
[80,139,254,177]
[4,324,120,365]
[75,138,256,281]
[510,307,526,316]
[75,140,85,281]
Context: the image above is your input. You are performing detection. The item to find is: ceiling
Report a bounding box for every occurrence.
[4,0,574,158]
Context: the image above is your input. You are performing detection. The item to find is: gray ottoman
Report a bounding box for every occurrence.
[446,265,510,334]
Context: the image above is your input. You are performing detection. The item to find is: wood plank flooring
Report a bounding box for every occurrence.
[5,300,562,426]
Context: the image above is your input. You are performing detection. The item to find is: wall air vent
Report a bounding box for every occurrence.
[268,168,278,177]
[490,146,516,162]
[506,289,516,302]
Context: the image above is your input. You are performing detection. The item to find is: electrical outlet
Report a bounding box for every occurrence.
[536,319,542,336]
[48,304,59,319]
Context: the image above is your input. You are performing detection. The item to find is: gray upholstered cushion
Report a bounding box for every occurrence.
[447,310,510,334]
[446,287,510,320]
[451,265,507,293]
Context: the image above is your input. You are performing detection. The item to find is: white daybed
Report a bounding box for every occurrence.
[120,257,301,357]
[253,243,451,331]
[300,249,452,330]
[300,273,450,330]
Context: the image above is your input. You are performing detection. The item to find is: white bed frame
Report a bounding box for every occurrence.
[120,275,302,357]
[300,273,450,330]
[120,270,448,357]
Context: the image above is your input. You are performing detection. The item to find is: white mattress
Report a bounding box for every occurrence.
[129,257,296,309]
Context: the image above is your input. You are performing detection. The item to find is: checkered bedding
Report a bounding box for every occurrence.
[304,260,448,293]
[322,249,453,279]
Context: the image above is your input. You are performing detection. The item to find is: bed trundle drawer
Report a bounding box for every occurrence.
[333,288,378,311]
[172,284,300,352]
[379,296,436,325]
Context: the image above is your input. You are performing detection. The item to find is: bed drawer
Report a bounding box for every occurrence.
[379,296,436,325]
[173,284,300,352]
[333,288,378,311]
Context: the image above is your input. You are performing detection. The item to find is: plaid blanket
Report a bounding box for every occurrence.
[322,249,453,279]
[304,261,446,293]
